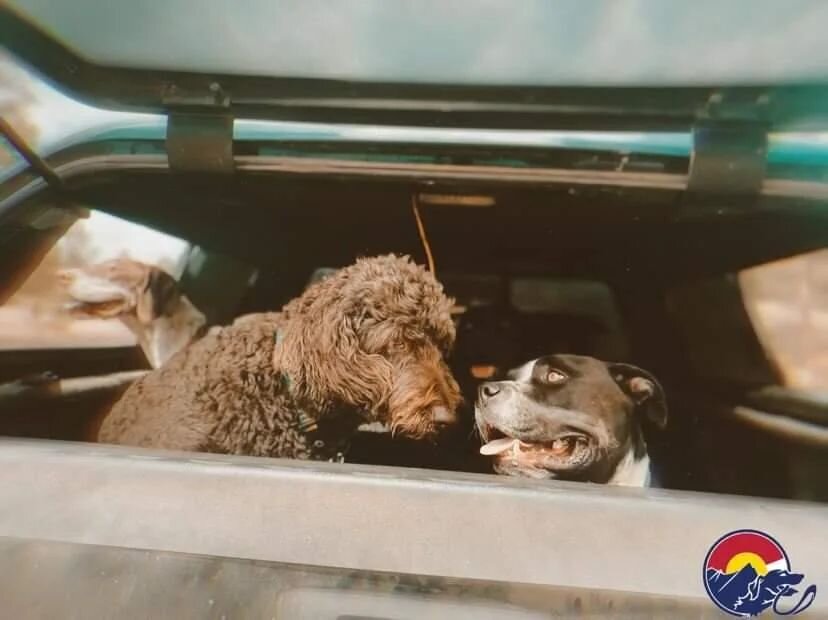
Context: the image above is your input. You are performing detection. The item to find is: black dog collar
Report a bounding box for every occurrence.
[274,328,354,463]
[274,329,292,392]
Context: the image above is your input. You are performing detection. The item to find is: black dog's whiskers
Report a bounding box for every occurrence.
[469,424,481,441]
[471,419,488,442]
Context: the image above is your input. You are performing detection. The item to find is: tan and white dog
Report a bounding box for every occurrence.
[58,258,206,369]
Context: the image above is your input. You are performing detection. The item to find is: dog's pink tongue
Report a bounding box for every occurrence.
[480,437,518,456]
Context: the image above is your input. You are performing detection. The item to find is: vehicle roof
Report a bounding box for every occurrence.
[8,0,828,86]
[5,1,828,132]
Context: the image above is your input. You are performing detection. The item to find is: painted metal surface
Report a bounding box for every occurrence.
[9,0,828,85]
[0,538,718,618]
[0,439,825,614]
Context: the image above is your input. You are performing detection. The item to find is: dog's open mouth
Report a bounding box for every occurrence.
[479,425,592,471]
[480,430,585,458]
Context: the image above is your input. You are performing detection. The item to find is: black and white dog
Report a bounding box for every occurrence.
[475,354,667,487]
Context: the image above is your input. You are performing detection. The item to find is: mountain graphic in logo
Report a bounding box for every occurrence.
[706,565,804,616]
[703,529,817,617]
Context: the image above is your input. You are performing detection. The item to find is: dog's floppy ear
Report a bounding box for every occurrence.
[607,362,668,429]
[136,269,180,324]
[272,291,393,410]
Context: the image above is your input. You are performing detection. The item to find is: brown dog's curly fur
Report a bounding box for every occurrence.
[97,255,462,459]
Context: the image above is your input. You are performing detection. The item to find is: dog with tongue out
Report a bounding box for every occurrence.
[475,354,668,487]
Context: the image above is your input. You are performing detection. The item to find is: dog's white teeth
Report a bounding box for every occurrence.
[479,438,518,456]
[550,439,571,455]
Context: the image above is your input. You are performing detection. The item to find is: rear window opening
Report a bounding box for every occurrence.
[0,154,825,503]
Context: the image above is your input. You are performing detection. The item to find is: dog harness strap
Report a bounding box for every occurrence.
[273,329,292,392]
[274,327,355,463]
[296,412,318,433]
[285,403,354,462]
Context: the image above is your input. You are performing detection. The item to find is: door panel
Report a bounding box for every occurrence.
[0,439,825,616]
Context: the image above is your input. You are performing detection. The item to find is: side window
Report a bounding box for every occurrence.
[0,210,190,350]
[0,50,38,172]
[739,249,828,390]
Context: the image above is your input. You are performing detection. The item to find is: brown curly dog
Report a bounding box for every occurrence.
[96,255,463,461]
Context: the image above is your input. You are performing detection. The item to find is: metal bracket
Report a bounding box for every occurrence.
[687,121,768,196]
[687,90,770,196]
[166,112,234,174]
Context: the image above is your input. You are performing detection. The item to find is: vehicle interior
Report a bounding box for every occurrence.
[2,1,828,616]
[2,151,826,501]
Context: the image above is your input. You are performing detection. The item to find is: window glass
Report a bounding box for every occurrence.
[0,51,38,174]
[0,211,190,350]
[739,248,828,390]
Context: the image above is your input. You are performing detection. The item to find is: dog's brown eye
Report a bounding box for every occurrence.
[545,370,567,384]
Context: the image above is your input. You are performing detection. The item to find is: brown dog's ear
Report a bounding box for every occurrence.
[136,269,180,325]
[607,362,668,430]
[272,303,393,411]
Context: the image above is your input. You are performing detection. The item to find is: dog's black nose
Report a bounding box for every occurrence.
[480,382,501,400]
